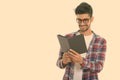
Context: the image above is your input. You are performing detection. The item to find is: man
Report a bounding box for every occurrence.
[56,2,107,80]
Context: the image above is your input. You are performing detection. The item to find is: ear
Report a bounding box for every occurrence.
[91,16,94,22]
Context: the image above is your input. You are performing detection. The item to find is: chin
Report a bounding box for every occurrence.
[80,28,86,31]
[80,28,88,32]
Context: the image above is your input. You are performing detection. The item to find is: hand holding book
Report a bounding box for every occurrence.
[62,49,83,65]
[68,49,83,64]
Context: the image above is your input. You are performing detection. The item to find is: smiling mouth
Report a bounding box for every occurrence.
[79,25,87,27]
[79,26,86,28]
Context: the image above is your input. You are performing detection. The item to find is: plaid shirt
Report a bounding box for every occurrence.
[56,31,107,80]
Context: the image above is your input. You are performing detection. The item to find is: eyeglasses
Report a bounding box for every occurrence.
[76,18,90,24]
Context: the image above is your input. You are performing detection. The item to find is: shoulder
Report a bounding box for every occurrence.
[94,34,107,44]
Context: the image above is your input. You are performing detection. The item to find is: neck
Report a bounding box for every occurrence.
[80,28,92,36]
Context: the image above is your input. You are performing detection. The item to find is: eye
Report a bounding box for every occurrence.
[76,18,90,24]
[83,19,89,22]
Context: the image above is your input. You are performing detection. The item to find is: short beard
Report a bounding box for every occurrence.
[79,26,90,32]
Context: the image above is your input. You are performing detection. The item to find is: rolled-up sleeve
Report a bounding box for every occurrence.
[56,50,66,69]
[81,38,107,73]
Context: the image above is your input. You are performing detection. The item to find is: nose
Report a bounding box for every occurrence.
[80,21,85,25]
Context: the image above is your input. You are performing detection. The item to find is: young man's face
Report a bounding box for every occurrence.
[76,13,93,32]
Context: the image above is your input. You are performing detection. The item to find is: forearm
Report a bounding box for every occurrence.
[81,57,104,73]
[56,58,67,69]
[81,38,107,73]
[56,51,67,69]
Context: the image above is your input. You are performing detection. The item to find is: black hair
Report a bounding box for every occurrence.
[75,2,93,17]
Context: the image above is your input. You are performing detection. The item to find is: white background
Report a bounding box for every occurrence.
[0,0,120,80]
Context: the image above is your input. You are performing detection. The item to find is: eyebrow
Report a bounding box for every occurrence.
[76,18,90,20]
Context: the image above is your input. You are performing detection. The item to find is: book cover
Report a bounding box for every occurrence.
[57,34,87,54]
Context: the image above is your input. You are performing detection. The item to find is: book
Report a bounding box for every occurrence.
[57,34,87,54]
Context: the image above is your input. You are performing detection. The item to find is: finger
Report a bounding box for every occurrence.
[69,55,75,59]
[63,52,69,56]
[65,53,71,57]
[69,49,78,55]
[67,58,71,62]
[68,51,76,57]
[64,52,68,55]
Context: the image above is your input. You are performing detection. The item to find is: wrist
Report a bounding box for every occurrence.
[62,59,67,66]
[79,58,83,65]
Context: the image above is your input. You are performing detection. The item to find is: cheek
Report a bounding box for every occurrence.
[87,22,91,26]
